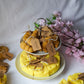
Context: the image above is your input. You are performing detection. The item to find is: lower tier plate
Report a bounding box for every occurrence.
[15,52,65,80]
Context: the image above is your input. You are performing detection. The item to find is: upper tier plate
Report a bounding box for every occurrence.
[20,37,61,55]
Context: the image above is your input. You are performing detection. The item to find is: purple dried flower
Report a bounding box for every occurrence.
[74,33,80,39]
[66,31,73,37]
[60,22,65,27]
[78,50,84,56]
[73,52,80,58]
[82,37,84,41]
[62,27,68,33]
[67,39,74,44]
[66,21,73,27]
[53,11,61,17]
[65,47,71,54]
[71,47,77,52]
[39,19,45,26]
[75,38,81,44]
[73,29,79,33]
[74,43,79,47]
[56,17,62,21]
[82,46,84,51]
[49,24,54,28]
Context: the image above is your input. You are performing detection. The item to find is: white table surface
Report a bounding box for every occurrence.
[0,0,84,84]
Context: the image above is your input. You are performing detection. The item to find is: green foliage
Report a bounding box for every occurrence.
[34,23,40,28]
[46,18,52,25]
[52,15,56,20]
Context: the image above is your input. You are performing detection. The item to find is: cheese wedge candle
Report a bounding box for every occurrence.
[20,51,60,77]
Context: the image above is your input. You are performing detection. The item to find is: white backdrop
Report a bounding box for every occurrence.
[0,0,84,84]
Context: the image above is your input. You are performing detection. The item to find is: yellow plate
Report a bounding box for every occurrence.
[15,52,65,80]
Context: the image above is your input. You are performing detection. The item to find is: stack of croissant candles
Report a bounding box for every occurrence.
[20,26,60,56]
